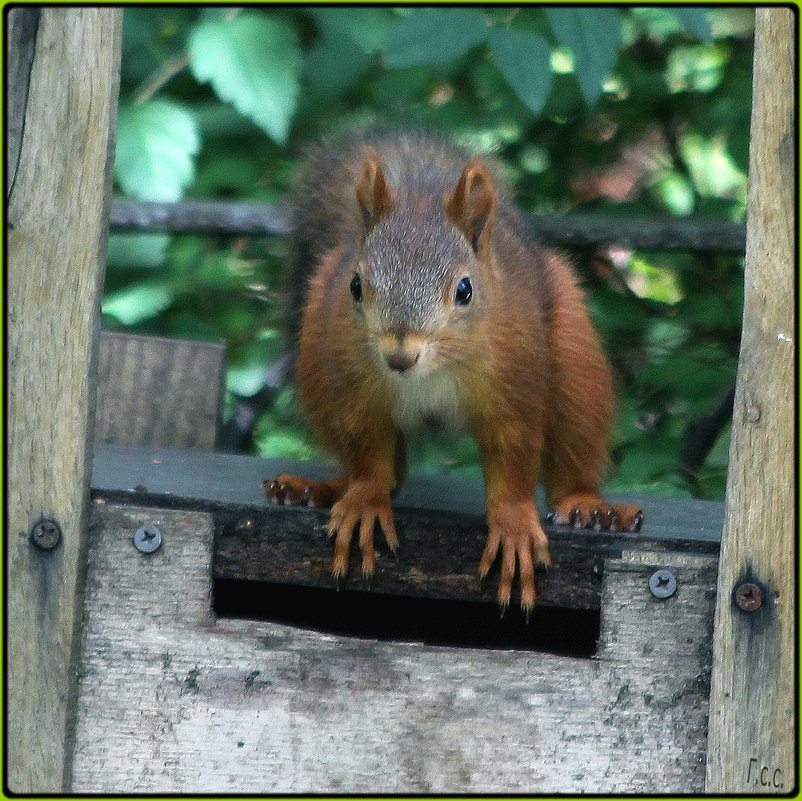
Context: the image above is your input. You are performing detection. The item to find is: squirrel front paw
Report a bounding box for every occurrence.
[327,482,399,586]
[551,493,643,532]
[479,499,551,619]
[263,475,346,508]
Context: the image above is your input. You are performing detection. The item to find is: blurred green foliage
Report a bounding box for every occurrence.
[105,6,754,500]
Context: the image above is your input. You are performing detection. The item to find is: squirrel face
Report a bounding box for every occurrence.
[351,152,496,378]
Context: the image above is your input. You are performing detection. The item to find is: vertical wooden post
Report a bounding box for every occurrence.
[705,8,796,794]
[6,8,122,793]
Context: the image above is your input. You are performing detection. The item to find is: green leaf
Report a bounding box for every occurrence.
[488,29,553,115]
[670,8,713,41]
[106,233,171,269]
[304,29,374,103]
[102,282,175,325]
[188,13,301,144]
[310,8,394,53]
[115,100,200,202]
[384,8,488,68]
[227,362,267,397]
[545,8,622,105]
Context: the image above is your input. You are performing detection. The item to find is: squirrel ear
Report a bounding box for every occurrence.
[355,151,394,239]
[446,158,496,256]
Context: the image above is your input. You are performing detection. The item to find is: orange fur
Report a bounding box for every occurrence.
[264,130,643,612]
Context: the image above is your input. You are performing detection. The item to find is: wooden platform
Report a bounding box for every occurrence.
[68,444,723,793]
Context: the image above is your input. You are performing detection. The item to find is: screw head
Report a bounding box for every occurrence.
[734,582,762,612]
[133,525,162,554]
[30,519,62,551]
[649,569,677,599]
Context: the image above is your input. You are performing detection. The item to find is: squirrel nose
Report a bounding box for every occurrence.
[385,350,419,373]
[380,333,422,373]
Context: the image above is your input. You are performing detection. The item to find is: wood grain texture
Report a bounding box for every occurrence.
[72,502,717,793]
[213,504,718,610]
[705,8,797,794]
[95,331,225,449]
[6,8,122,793]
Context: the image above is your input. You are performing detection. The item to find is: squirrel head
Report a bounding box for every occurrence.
[351,151,497,376]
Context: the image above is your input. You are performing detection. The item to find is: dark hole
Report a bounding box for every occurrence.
[213,579,600,658]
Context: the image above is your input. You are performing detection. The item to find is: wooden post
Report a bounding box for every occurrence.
[6,8,122,793]
[705,9,796,794]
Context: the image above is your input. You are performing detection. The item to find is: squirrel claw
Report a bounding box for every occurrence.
[628,510,644,532]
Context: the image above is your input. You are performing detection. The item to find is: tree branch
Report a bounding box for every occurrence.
[109,197,745,253]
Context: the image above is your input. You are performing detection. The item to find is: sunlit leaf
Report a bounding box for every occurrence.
[227,362,267,397]
[115,100,200,202]
[102,282,175,325]
[189,13,301,143]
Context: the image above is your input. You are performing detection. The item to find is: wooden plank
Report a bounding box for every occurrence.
[6,8,122,793]
[95,331,225,449]
[91,443,725,543]
[72,502,717,793]
[705,9,797,794]
[212,503,717,611]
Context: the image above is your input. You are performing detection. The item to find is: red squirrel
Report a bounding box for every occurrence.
[264,130,643,615]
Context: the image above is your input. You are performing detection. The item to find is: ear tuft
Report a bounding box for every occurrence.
[355,151,395,239]
[445,158,496,256]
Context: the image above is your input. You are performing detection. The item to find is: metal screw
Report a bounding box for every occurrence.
[734,582,762,612]
[30,519,62,551]
[133,525,162,554]
[649,569,677,599]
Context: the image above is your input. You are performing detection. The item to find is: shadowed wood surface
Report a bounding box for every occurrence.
[72,503,718,793]
[95,331,225,449]
[6,8,122,793]
[92,444,725,541]
[705,9,797,794]
[213,504,718,610]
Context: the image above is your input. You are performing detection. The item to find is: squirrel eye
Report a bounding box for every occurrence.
[350,273,363,302]
[454,276,472,306]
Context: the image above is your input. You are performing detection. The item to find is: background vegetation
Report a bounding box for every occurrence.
[104,6,755,500]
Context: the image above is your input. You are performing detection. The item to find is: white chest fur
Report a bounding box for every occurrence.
[388,367,465,431]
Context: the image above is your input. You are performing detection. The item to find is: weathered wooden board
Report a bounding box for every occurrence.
[6,8,122,793]
[706,9,797,794]
[72,502,717,793]
[95,331,225,449]
[91,443,725,542]
[213,503,718,611]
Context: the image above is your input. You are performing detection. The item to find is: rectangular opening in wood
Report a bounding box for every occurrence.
[213,578,602,657]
